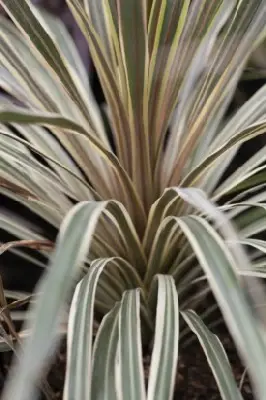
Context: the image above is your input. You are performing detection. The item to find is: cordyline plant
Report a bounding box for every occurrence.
[1,0,266,399]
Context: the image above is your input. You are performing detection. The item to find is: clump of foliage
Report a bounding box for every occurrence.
[1,1,266,399]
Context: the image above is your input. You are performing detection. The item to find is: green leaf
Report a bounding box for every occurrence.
[116,0,147,113]
[91,304,120,400]
[163,0,266,188]
[66,0,134,176]
[36,7,89,87]
[0,0,94,126]
[115,0,152,207]
[182,310,243,400]
[117,290,146,400]
[181,121,266,189]
[64,258,116,400]
[177,215,266,399]
[1,201,107,400]
[203,84,266,193]
[147,275,179,400]
[0,106,147,231]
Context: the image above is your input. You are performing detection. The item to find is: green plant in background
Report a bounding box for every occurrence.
[0,0,266,399]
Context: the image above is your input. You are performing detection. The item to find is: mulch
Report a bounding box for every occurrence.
[0,330,254,400]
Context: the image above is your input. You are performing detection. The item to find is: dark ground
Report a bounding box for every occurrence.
[0,329,253,399]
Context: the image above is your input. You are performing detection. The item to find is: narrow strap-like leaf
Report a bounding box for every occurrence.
[0,107,147,232]
[64,258,118,400]
[1,201,107,400]
[147,275,179,400]
[177,215,266,399]
[91,304,120,400]
[182,310,243,400]
[0,0,98,130]
[117,290,146,400]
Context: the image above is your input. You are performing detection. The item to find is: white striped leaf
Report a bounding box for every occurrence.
[1,201,112,400]
[182,310,243,400]
[64,258,118,400]
[147,275,179,400]
[117,290,146,400]
[91,304,120,400]
[177,216,266,399]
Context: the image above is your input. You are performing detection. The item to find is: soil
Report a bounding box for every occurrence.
[0,330,253,400]
[175,334,253,399]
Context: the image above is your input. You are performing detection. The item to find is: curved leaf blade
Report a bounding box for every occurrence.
[64,258,118,400]
[117,290,146,400]
[147,275,179,400]
[177,215,266,399]
[91,305,120,400]
[182,310,243,400]
[1,201,107,400]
